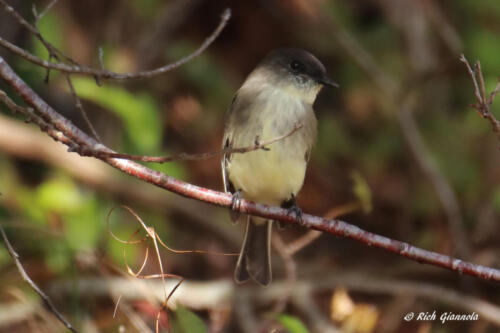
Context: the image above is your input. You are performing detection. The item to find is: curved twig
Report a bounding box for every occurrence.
[0,3,231,80]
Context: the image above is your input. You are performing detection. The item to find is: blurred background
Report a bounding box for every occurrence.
[0,0,499,332]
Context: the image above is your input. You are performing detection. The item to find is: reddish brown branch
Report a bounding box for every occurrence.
[0,2,231,81]
[0,56,499,283]
[460,54,500,144]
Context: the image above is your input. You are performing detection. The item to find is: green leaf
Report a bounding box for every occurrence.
[35,176,83,214]
[174,305,207,333]
[34,13,64,55]
[277,314,309,333]
[71,77,162,153]
[65,197,102,251]
[350,171,372,214]
[468,29,500,73]
[30,12,63,79]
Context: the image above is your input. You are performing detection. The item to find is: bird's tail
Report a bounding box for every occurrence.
[234,217,272,286]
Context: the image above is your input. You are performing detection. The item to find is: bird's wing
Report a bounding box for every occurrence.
[221,135,232,193]
[221,93,239,194]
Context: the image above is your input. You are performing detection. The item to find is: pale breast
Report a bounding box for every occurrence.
[226,88,317,205]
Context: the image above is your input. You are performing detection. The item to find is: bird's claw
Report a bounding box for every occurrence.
[230,189,242,223]
[281,195,303,224]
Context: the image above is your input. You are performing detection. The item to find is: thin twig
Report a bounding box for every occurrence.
[2,0,101,141]
[0,226,78,332]
[0,0,76,65]
[1,55,500,282]
[0,3,231,80]
[35,0,59,24]
[75,123,303,163]
[460,54,500,144]
[0,89,72,146]
[64,75,101,142]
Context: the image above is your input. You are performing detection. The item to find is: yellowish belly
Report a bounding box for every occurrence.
[228,147,306,206]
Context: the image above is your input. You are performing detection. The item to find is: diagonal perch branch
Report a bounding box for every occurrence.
[1,55,499,283]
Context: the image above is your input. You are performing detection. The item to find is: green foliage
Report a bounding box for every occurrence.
[45,241,73,273]
[468,29,500,74]
[107,234,139,268]
[33,12,64,57]
[29,11,63,79]
[351,171,372,213]
[72,77,162,153]
[64,196,102,251]
[36,176,83,214]
[146,161,187,182]
[36,175,104,270]
[172,305,207,333]
[277,314,309,333]
[71,78,187,179]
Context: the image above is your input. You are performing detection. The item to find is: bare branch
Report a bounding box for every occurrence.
[0,3,231,80]
[0,89,72,146]
[1,55,499,282]
[460,54,500,144]
[34,0,59,24]
[0,0,76,65]
[64,75,101,142]
[74,123,303,163]
[1,0,102,142]
[0,226,78,332]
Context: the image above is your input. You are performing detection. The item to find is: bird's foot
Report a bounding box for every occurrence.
[230,189,242,223]
[281,195,303,225]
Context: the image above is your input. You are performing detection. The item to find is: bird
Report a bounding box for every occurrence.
[221,48,337,286]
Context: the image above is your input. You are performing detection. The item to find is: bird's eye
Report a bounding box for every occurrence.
[290,60,304,72]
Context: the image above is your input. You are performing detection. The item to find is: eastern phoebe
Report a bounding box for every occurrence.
[222,48,337,286]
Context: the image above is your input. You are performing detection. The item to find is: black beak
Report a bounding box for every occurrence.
[319,75,339,88]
